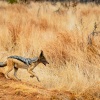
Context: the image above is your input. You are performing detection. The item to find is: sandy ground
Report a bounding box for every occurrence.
[0,73,75,100]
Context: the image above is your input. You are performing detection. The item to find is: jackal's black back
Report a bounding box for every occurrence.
[8,56,38,65]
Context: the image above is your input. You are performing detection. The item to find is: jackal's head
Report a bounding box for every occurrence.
[39,50,49,66]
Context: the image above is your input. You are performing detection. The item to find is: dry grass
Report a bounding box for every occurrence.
[0,1,100,99]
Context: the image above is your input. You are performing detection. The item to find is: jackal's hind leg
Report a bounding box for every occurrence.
[4,66,13,80]
[14,67,21,81]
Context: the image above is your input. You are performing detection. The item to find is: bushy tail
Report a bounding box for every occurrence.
[0,61,7,67]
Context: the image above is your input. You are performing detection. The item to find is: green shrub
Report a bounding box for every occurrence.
[7,0,17,4]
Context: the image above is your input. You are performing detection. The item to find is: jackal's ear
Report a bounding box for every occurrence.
[40,50,43,57]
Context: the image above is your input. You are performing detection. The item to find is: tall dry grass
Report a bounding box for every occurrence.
[0,1,100,97]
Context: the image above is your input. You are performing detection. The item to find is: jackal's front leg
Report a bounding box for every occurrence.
[27,66,40,82]
[14,67,21,81]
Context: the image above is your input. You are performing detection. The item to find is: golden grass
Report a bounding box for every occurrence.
[0,1,100,99]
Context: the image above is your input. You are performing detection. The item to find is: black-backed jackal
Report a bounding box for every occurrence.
[0,51,49,81]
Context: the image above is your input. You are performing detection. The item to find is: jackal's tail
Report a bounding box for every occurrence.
[0,61,7,67]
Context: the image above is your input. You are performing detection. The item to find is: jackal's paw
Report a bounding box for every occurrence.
[37,78,40,82]
[5,75,11,80]
[6,78,11,80]
[30,75,34,78]
[14,76,21,81]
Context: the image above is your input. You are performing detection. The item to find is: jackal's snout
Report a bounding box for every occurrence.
[43,60,49,66]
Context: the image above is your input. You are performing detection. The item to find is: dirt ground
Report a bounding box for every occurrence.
[0,74,75,100]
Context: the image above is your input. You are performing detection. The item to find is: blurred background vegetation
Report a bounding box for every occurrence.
[3,0,100,4]
[0,0,100,98]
